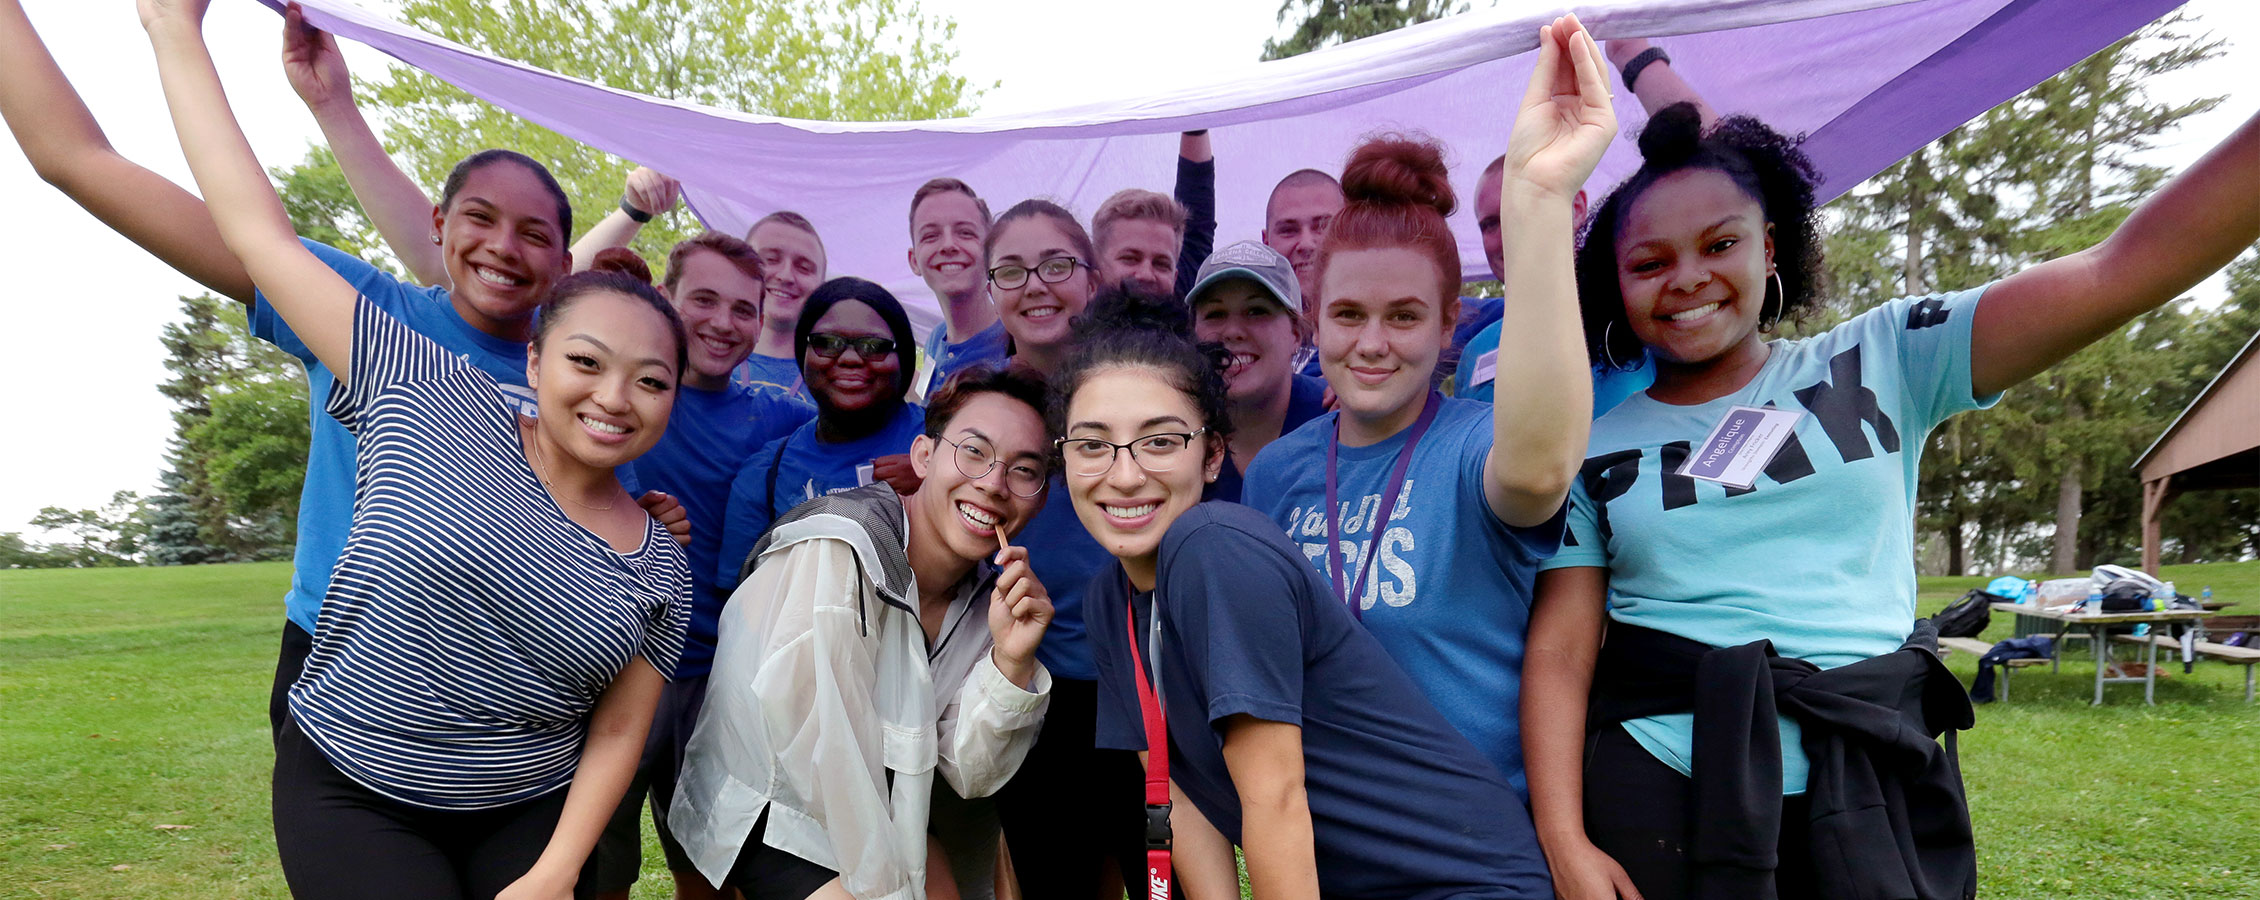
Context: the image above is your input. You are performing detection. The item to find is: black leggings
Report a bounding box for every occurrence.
[1582,727,1817,900]
[269,620,314,742]
[272,717,597,899]
[994,677,1164,898]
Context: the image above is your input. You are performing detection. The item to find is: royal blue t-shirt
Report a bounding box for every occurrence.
[620,381,812,678]
[1015,474,1115,682]
[920,320,1010,396]
[1241,397,1565,795]
[1454,316,1657,409]
[1544,288,1999,793]
[251,239,536,634]
[1090,502,1549,899]
[731,352,811,406]
[712,402,925,591]
[1210,373,1328,504]
[1452,294,1504,365]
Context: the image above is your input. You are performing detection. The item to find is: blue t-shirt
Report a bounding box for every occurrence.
[1089,503,1549,900]
[713,402,926,591]
[1210,373,1328,504]
[731,352,812,406]
[1241,397,1564,795]
[1016,474,1116,682]
[1543,288,1999,794]
[920,320,1010,396]
[1453,316,1658,410]
[293,296,688,810]
[251,239,534,634]
[620,382,812,678]
[1452,294,1504,366]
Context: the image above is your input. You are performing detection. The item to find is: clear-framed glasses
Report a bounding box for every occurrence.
[1056,429,1209,478]
[987,256,1087,290]
[936,434,1049,499]
[806,333,897,360]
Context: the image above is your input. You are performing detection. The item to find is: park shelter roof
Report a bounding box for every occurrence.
[2136,329,2260,492]
[259,0,2181,328]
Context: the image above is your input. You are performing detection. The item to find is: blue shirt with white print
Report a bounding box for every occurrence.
[1543,287,2001,793]
[251,238,535,634]
[1241,397,1566,796]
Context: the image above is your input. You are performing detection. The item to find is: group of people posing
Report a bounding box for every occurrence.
[9,2,2258,899]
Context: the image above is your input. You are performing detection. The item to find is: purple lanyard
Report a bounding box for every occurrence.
[1324,391,1442,619]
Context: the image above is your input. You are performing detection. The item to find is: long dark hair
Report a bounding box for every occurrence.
[1577,103,1824,367]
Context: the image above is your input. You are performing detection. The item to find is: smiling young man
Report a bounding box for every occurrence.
[670,367,1057,900]
[737,211,830,401]
[909,178,1009,397]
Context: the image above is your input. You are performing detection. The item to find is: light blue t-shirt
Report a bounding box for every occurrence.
[1543,288,2000,794]
[620,381,812,678]
[920,320,1010,396]
[1242,397,1566,795]
[251,239,535,634]
[1453,316,1658,411]
[713,402,925,592]
[731,352,812,406]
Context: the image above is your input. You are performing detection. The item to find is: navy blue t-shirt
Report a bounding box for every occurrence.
[713,402,925,592]
[1210,373,1328,504]
[620,381,812,677]
[1018,473,1114,682]
[1090,503,1549,899]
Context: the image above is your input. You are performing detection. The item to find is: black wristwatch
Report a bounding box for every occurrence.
[620,198,654,224]
[1621,46,1671,93]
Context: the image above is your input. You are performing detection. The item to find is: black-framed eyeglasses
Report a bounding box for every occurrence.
[988,256,1087,290]
[936,434,1049,499]
[806,333,897,359]
[1056,429,1209,478]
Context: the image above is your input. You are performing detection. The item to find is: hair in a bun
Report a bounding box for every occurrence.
[1576,103,1826,368]
[1340,135,1457,219]
[587,246,654,285]
[1048,282,1234,453]
[1317,132,1465,312]
[1635,101,1706,169]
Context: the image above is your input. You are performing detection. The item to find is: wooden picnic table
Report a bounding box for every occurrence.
[1990,603,2217,705]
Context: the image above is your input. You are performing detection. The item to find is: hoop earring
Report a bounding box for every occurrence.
[1760,269,1786,333]
[1601,320,1628,371]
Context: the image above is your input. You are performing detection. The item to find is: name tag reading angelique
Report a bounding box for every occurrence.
[1675,405,1805,491]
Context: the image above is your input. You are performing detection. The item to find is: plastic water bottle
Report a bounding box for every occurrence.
[2203,586,2213,605]
[2086,586,2103,614]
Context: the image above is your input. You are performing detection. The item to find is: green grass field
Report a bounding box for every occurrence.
[4,561,2257,899]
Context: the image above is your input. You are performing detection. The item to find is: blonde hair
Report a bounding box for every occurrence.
[1092,188,1188,255]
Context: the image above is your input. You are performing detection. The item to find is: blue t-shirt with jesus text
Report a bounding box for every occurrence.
[1241,396,1564,795]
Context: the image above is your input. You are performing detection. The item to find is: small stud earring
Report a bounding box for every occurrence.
[430,234,442,245]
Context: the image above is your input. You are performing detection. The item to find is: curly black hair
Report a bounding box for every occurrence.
[1048,283,1234,449]
[1575,103,1825,368]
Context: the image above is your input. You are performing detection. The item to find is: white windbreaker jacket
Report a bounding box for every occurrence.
[670,485,1051,900]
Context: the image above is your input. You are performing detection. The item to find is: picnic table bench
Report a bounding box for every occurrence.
[2108,633,2260,701]
[1936,636,2050,701]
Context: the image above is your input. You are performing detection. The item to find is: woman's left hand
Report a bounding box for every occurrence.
[494,863,575,900]
[1502,14,1618,203]
[988,531,1052,688]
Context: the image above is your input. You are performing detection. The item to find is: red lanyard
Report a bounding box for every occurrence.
[1122,571,1172,900]
[1323,391,1442,618]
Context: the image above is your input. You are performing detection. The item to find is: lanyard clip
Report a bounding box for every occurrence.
[1144,801,1173,850]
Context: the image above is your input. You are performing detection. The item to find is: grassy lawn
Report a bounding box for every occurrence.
[5,562,2257,899]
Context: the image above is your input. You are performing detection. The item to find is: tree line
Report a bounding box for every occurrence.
[5,2,2252,574]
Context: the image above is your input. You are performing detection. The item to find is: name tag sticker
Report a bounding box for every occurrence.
[856,462,877,486]
[1678,405,1805,490]
[1469,349,1499,388]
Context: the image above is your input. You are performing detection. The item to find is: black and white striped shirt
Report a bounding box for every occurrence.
[288,296,690,810]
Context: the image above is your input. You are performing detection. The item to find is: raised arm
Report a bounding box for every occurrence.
[1969,109,2260,397]
[570,167,678,271]
[1174,130,1216,299]
[143,0,352,374]
[282,3,446,288]
[1522,567,1643,900]
[1606,38,1716,127]
[0,0,252,304]
[1221,716,1319,900]
[1485,16,1613,526]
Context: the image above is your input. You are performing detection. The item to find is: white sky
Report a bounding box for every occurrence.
[2,0,2254,538]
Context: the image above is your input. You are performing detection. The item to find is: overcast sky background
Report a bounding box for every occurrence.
[3,0,2254,540]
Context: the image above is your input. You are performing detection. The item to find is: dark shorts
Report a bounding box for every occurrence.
[589,673,711,891]
[1583,727,1817,900]
[724,810,839,900]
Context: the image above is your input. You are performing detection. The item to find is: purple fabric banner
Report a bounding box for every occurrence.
[251,0,2181,320]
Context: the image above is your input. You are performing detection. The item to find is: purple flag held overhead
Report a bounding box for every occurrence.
[253,0,2181,324]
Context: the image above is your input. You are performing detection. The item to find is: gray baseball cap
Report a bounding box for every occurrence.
[1187,240,1301,315]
